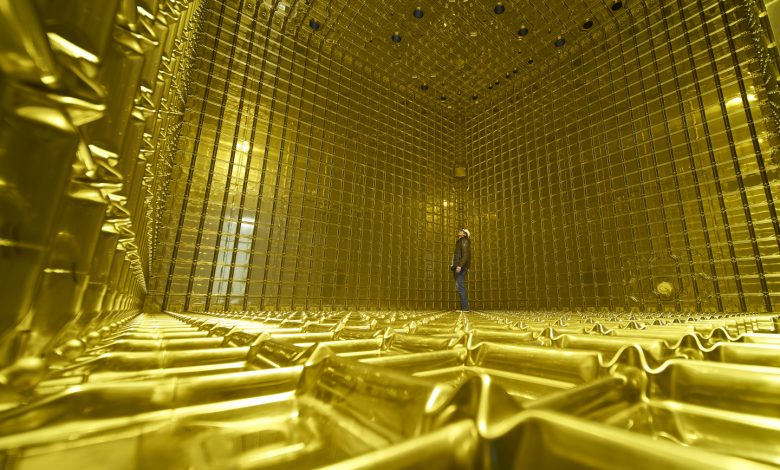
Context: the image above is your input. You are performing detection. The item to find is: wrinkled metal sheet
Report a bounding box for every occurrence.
[0,310,778,469]
[0,0,205,363]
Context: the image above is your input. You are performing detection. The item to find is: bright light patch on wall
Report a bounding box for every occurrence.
[443,200,449,207]
[236,141,251,152]
[47,33,99,64]
[727,94,757,107]
[136,6,155,20]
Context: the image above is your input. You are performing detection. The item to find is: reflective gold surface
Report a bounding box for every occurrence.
[141,0,780,313]
[0,310,777,469]
[3,0,780,468]
[148,0,457,312]
[467,0,780,312]
[0,0,204,362]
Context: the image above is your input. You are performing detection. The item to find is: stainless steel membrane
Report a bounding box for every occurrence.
[1,0,780,468]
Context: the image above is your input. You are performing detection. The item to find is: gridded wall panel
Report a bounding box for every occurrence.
[466,0,780,312]
[148,0,457,311]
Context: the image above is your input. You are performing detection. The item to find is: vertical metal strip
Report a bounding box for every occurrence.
[184,0,247,311]
[339,69,354,308]
[289,36,322,310]
[645,3,696,312]
[539,99,555,309]
[300,41,332,311]
[590,27,622,311]
[570,49,600,310]
[162,1,227,311]
[275,30,311,310]
[239,5,279,311]
[660,0,719,311]
[609,27,646,311]
[330,56,352,308]
[224,5,274,309]
[250,12,296,309]
[719,0,776,311]
[698,0,750,312]
[558,80,585,310]
[207,1,261,311]
[639,15,684,312]
[304,46,337,311]
[674,0,724,312]
[313,52,344,309]
[628,5,675,311]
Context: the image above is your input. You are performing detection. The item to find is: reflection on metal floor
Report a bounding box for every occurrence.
[3,310,778,469]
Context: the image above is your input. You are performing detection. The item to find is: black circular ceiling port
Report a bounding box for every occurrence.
[527,58,534,64]
[414,6,424,18]
[391,32,402,43]
[611,1,623,11]
[420,83,429,91]
[488,84,494,89]
[583,19,593,29]
[554,36,566,47]
[472,95,478,100]
[440,95,447,101]
[513,68,518,73]
[518,25,529,36]
[494,2,505,14]
[505,72,511,79]
[309,19,321,30]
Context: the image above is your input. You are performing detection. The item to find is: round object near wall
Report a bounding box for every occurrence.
[656,281,675,300]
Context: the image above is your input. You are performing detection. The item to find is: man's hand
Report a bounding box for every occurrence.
[455,266,462,273]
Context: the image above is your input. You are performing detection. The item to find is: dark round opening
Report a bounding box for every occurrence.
[494,3,505,14]
[505,72,511,79]
[413,7,424,19]
[518,26,529,36]
[554,36,566,47]
[527,58,534,64]
[391,32,402,43]
[440,96,447,101]
[309,19,321,31]
[472,95,478,100]
[583,19,593,29]
[420,84,429,91]
[611,1,623,11]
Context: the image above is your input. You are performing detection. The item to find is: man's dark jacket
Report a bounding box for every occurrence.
[452,237,471,269]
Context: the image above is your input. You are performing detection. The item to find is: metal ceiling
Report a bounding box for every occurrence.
[273,0,631,110]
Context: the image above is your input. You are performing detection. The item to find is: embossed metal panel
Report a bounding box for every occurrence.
[148,0,457,312]
[465,0,780,313]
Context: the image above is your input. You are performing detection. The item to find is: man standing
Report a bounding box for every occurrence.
[451,228,471,311]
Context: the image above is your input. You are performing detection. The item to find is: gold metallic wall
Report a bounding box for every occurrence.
[0,0,205,363]
[148,0,457,312]
[466,0,780,312]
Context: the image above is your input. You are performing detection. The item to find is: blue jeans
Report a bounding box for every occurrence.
[453,267,469,311]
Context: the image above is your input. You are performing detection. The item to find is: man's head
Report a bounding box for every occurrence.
[458,228,470,238]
